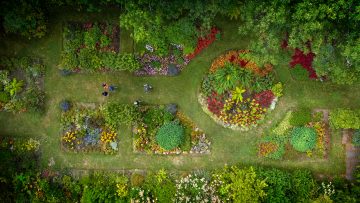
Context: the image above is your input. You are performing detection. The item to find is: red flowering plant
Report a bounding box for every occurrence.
[289,48,317,79]
[207,91,224,116]
[186,28,220,60]
[254,90,275,108]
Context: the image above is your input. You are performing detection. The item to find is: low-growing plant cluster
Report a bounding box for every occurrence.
[60,22,140,72]
[60,102,119,154]
[0,57,45,113]
[259,109,329,159]
[132,104,210,154]
[199,50,282,130]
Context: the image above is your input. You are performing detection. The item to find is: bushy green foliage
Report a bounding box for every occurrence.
[257,168,292,203]
[143,107,174,131]
[291,65,309,81]
[84,24,101,49]
[291,170,316,202]
[201,75,214,97]
[271,82,283,97]
[156,122,184,150]
[78,48,102,71]
[330,108,360,129]
[290,127,317,152]
[130,173,145,187]
[213,166,267,203]
[144,169,175,202]
[352,130,360,147]
[103,103,141,127]
[91,52,141,72]
[290,108,312,126]
[212,63,241,94]
[0,91,10,103]
[2,1,46,39]
[80,173,128,202]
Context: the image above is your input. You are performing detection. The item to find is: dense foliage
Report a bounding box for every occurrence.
[104,103,141,127]
[330,108,360,129]
[290,108,312,126]
[1,137,359,203]
[155,122,184,150]
[0,57,45,113]
[238,0,360,84]
[290,127,317,152]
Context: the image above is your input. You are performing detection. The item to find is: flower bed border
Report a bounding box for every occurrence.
[132,107,211,155]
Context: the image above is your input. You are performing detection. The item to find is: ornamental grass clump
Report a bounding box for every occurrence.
[156,122,184,150]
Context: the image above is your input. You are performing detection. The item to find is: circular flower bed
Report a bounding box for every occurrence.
[199,50,283,130]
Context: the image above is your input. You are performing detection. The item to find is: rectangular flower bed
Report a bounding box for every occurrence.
[60,102,119,154]
[0,56,45,113]
[258,109,330,160]
[132,104,210,155]
[60,21,133,73]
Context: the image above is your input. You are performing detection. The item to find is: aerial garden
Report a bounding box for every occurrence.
[0,0,360,202]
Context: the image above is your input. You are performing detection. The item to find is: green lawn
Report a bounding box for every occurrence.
[1,10,359,176]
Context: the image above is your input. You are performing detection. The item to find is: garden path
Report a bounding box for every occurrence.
[343,130,360,180]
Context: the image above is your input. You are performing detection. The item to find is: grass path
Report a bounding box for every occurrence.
[1,11,360,175]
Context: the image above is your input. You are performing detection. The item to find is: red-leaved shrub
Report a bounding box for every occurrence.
[254,90,275,108]
[207,92,224,116]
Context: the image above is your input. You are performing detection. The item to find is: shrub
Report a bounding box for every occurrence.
[254,90,275,108]
[352,130,360,147]
[156,122,184,150]
[291,64,309,81]
[257,168,292,203]
[102,52,141,72]
[271,82,283,97]
[290,127,317,152]
[330,108,360,129]
[130,173,145,187]
[201,76,214,97]
[143,107,174,130]
[290,108,312,126]
[212,166,267,203]
[291,170,316,202]
[103,103,141,127]
[23,88,45,112]
[212,63,240,94]
[0,91,10,103]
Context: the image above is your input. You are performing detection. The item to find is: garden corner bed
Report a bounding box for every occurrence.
[258,108,331,160]
[60,102,119,154]
[131,104,211,155]
[0,56,45,113]
[199,50,283,131]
